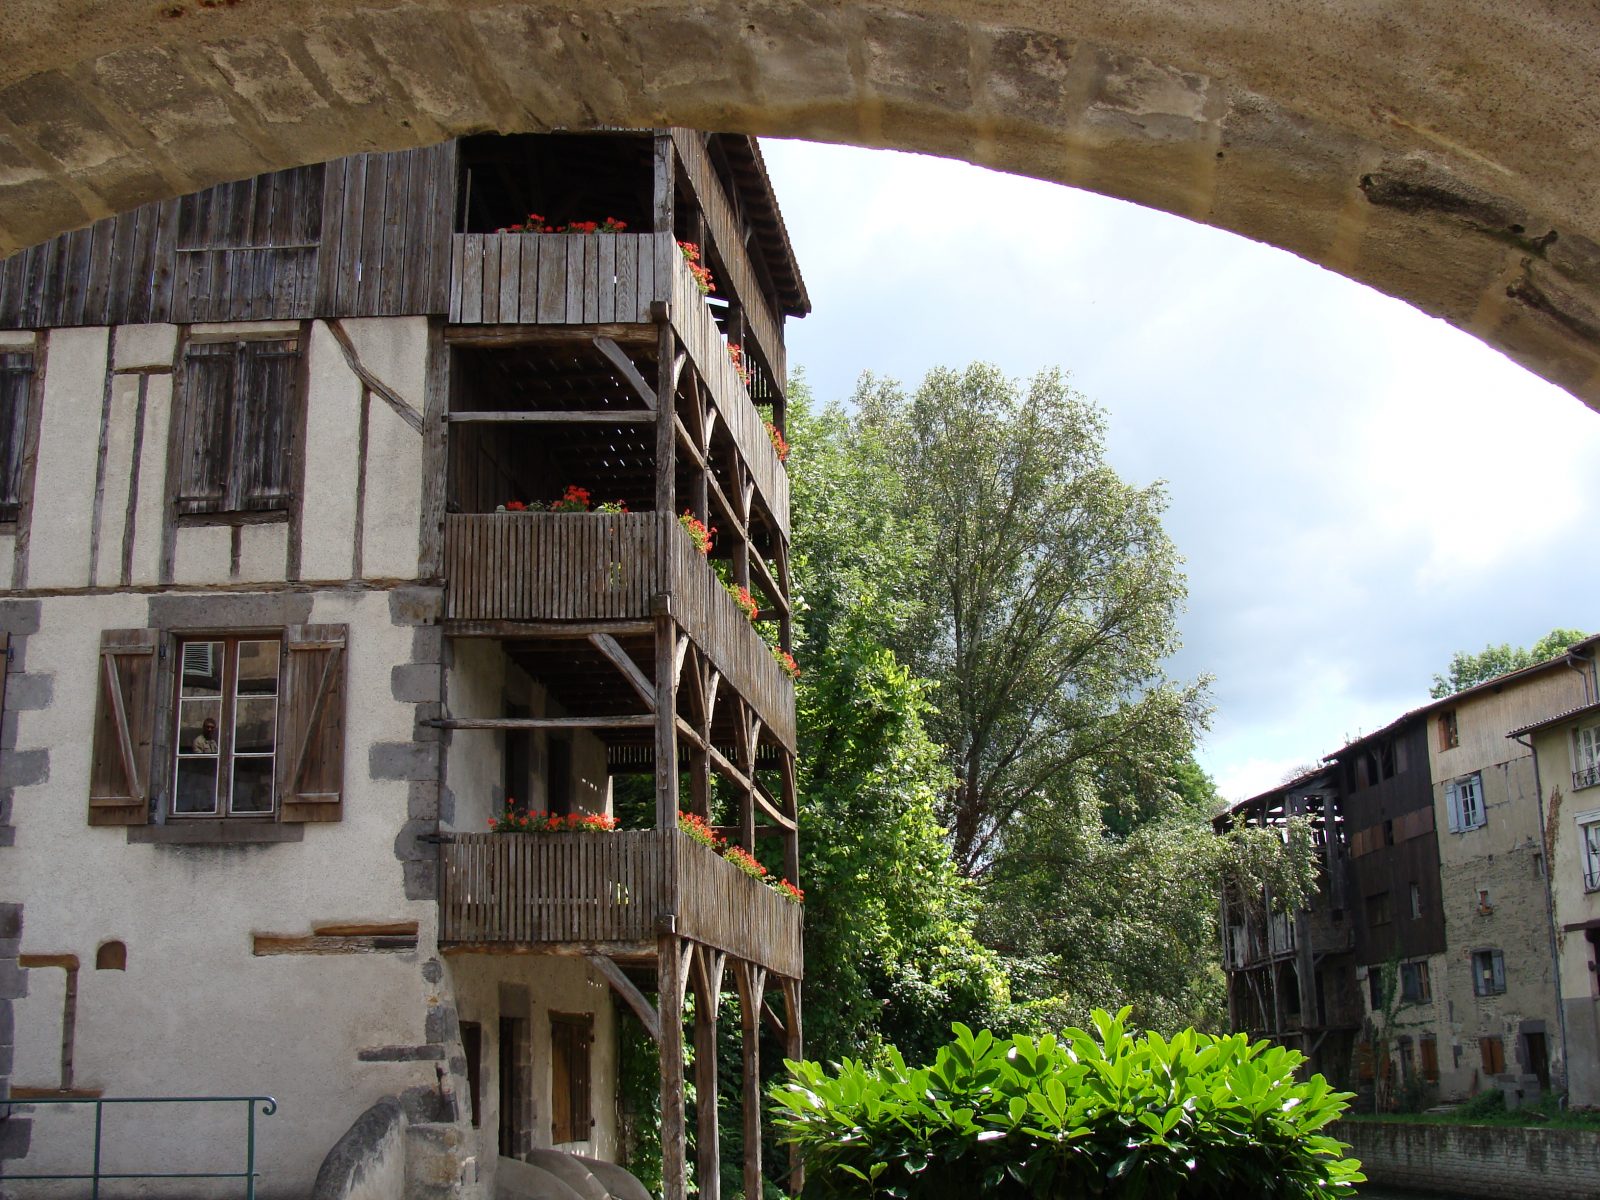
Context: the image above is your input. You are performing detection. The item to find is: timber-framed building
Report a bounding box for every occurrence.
[0,129,807,1200]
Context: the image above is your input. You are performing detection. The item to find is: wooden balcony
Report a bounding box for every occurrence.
[438,829,804,978]
[447,230,789,536]
[441,510,795,750]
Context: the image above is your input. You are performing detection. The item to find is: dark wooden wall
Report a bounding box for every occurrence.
[0,144,457,329]
[1339,721,1447,966]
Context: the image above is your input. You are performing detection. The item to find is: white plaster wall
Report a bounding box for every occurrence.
[0,532,14,590]
[5,589,442,1198]
[447,953,621,1191]
[172,522,232,584]
[344,317,426,582]
[299,321,363,582]
[111,323,178,371]
[238,520,291,583]
[91,371,141,587]
[26,326,108,589]
[127,371,172,586]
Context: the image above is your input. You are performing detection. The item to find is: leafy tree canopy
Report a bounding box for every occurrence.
[1429,627,1589,698]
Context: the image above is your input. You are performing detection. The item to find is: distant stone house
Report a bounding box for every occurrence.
[1217,638,1598,1108]
[0,129,807,1199]
[1507,636,1600,1107]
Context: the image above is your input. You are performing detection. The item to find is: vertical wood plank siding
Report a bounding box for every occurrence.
[0,144,456,327]
[669,130,785,390]
[439,830,802,978]
[442,512,795,750]
[667,251,790,536]
[447,232,657,325]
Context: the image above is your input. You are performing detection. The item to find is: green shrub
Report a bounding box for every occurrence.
[770,1009,1363,1199]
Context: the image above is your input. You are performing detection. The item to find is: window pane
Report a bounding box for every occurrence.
[180,641,224,697]
[234,697,277,754]
[237,640,280,695]
[174,757,219,814]
[231,756,274,814]
[179,698,222,754]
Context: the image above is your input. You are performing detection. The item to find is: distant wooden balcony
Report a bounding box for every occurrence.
[441,510,795,749]
[438,829,804,978]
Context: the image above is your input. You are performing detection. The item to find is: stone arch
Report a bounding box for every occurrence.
[2,2,1598,404]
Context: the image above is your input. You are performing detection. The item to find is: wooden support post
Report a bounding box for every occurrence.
[781,751,800,886]
[739,706,757,854]
[659,932,689,1200]
[781,977,804,1194]
[774,535,793,652]
[735,961,768,1200]
[655,313,679,833]
[692,945,727,1200]
[655,613,680,833]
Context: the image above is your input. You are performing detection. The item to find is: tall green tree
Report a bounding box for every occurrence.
[855,364,1208,876]
[787,380,1007,1062]
[1429,626,1589,697]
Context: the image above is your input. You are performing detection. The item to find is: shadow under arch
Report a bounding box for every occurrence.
[1,1,1597,404]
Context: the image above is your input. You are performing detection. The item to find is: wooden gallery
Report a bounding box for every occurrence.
[0,130,810,1200]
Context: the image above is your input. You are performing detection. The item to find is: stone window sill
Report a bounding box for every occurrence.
[127,821,304,845]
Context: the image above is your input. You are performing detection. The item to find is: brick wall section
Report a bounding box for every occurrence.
[1337,1119,1600,1199]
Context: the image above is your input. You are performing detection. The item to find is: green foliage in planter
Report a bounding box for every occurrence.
[770,1010,1363,1199]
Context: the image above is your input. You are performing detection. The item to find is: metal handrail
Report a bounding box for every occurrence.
[0,1094,278,1198]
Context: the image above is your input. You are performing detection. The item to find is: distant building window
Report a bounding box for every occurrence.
[1367,971,1383,1011]
[1439,710,1459,751]
[0,351,34,524]
[1365,891,1392,928]
[1409,882,1424,919]
[1400,960,1432,1004]
[1471,949,1506,997]
[175,338,301,516]
[1576,811,1600,893]
[1446,772,1486,832]
[1574,725,1600,791]
[550,1012,593,1144]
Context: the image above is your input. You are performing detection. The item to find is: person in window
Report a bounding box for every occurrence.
[192,717,219,755]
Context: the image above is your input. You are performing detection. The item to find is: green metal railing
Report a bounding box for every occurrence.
[1,1094,278,1197]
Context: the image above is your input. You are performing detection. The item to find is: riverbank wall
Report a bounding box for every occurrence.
[1336,1119,1600,1199]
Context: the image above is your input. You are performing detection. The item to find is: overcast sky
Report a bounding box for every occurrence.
[760,139,1600,803]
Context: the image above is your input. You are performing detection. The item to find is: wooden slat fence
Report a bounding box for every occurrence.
[442,511,660,621]
[670,519,797,751]
[668,253,790,537]
[675,832,804,979]
[441,512,795,749]
[448,232,661,325]
[670,129,786,390]
[438,829,802,978]
[440,830,665,946]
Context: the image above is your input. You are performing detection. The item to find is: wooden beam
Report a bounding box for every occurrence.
[587,953,661,1042]
[426,714,654,731]
[592,335,657,411]
[326,319,425,434]
[588,632,657,710]
[445,410,654,424]
[734,960,769,1200]
[659,929,688,1200]
[445,323,655,347]
[692,942,727,1200]
[444,620,655,639]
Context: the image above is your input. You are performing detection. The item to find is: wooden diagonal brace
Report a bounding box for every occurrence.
[588,633,656,710]
[592,336,657,411]
[587,953,661,1042]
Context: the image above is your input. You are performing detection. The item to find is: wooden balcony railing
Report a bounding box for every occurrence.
[442,511,796,749]
[438,829,804,978]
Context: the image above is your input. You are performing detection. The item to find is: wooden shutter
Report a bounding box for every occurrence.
[0,353,33,521]
[1446,781,1463,832]
[176,344,236,513]
[277,624,347,822]
[237,340,298,510]
[1480,1036,1505,1075]
[88,628,159,826]
[1420,1036,1439,1082]
[550,1014,593,1143]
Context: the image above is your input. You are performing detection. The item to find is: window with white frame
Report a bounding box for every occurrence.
[1578,811,1600,893]
[172,636,281,817]
[1446,772,1486,832]
[1573,725,1600,791]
